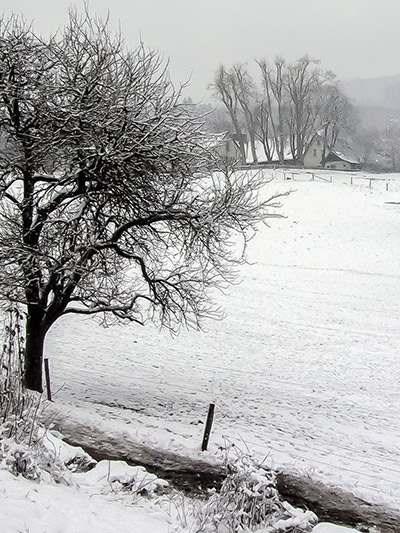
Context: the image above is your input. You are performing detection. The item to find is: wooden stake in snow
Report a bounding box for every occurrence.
[44,358,52,401]
[201,403,215,451]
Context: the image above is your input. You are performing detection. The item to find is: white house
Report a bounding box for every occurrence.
[303,137,325,168]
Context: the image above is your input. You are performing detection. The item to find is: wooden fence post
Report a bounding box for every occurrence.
[369,178,372,188]
[350,176,353,186]
[44,358,52,401]
[386,182,389,191]
[201,403,215,451]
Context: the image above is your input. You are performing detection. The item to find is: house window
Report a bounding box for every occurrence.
[313,149,317,156]
[317,139,321,146]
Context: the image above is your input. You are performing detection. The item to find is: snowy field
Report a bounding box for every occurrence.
[39,170,400,527]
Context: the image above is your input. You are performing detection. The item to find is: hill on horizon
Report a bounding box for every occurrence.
[340,74,400,111]
[339,75,400,130]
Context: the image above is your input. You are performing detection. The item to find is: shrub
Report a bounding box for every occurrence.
[196,445,317,532]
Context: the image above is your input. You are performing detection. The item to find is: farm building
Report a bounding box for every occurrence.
[221,132,362,170]
[324,150,362,170]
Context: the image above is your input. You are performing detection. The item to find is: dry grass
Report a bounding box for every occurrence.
[0,306,40,444]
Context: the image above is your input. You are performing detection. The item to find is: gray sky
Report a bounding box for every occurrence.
[2,0,400,102]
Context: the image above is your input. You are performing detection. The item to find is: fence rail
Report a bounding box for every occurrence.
[277,169,399,191]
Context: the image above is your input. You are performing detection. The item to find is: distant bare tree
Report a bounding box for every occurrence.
[285,57,334,165]
[209,66,247,162]
[253,98,274,162]
[230,65,259,163]
[214,56,354,168]
[316,84,357,164]
[0,12,286,392]
[257,57,288,164]
[351,126,381,169]
[381,119,400,171]
[206,106,234,134]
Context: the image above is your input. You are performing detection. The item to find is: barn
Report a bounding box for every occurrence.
[324,150,362,170]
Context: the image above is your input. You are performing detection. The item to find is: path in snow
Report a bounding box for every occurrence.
[43,407,225,496]
[46,174,400,512]
[44,405,400,533]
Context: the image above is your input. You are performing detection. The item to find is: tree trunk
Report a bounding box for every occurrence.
[248,129,258,163]
[23,314,46,393]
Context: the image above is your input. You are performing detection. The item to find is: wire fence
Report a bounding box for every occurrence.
[276,169,400,192]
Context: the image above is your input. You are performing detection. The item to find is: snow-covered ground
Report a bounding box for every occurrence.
[27,169,399,530]
[0,439,338,533]
[0,465,172,533]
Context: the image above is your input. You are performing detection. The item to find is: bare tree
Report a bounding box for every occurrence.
[381,119,400,171]
[316,84,357,164]
[0,13,285,392]
[257,57,288,164]
[253,98,274,163]
[351,126,381,169]
[230,65,258,164]
[212,56,357,168]
[209,66,247,162]
[210,65,261,164]
[286,57,334,165]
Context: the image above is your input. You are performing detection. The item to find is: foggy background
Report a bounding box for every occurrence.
[2,0,400,104]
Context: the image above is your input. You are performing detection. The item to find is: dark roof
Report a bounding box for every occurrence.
[325,150,361,165]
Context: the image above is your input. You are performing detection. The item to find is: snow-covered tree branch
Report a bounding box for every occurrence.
[0,11,285,392]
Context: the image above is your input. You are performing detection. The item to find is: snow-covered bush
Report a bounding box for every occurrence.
[78,460,169,499]
[195,445,317,533]
[0,433,71,484]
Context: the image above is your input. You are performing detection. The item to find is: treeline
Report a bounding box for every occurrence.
[207,57,357,166]
[356,119,400,172]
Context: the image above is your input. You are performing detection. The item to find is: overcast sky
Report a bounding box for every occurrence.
[2,0,400,102]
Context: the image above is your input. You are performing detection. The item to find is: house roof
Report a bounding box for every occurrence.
[326,150,361,165]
